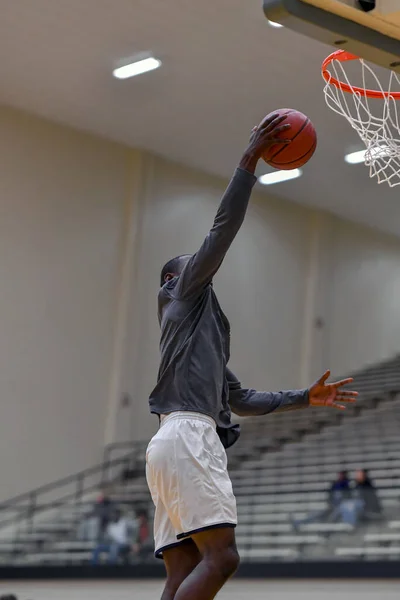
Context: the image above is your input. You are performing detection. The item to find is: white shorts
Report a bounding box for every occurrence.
[146,411,237,559]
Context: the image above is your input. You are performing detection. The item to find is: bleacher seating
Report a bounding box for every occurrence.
[230,392,400,560]
[0,355,400,565]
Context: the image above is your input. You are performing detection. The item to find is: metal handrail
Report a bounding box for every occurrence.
[0,445,143,538]
[0,445,141,509]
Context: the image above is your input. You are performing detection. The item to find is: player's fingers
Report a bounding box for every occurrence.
[263,115,288,132]
[337,391,358,398]
[269,138,292,145]
[318,370,330,385]
[249,127,258,142]
[333,377,354,388]
[272,123,291,134]
[331,403,346,410]
[258,113,279,129]
[267,125,292,144]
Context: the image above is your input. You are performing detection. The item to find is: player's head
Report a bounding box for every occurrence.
[160,254,191,286]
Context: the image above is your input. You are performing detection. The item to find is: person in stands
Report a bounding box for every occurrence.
[78,487,116,542]
[340,469,382,527]
[91,508,137,565]
[135,509,152,558]
[93,488,115,540]
[293,470,351,529]
[355,469,381,518]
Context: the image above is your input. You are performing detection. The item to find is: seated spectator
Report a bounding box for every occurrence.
[0,595,18,600]
[93,488,115,540]
[339,469,382,527]
[91,508,138,565]
[78,487,116,542]
[292,470,351,529]
[134,509,152,559]
[355,469,382,518]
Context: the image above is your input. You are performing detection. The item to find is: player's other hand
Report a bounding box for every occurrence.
[308,370,358,410]
[240,114,291,173]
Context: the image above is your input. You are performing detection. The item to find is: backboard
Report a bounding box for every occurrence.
[263,0,400,72]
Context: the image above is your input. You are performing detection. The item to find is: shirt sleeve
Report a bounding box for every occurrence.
[226,367,309,417]
[173,168,257,299]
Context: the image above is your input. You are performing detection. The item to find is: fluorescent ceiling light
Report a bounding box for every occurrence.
[267,19,284,28]
[113,57,161,79]
[258,169,302,185]
[344,149,367,164]
[345,146,390,164]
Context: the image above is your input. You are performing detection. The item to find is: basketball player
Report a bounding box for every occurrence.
[146,113,358,600]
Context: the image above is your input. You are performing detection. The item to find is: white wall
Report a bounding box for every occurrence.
[0,107,129,500]
[324,218,400,376]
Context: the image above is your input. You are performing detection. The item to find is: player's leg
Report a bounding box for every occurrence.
[161,539,201,600]
[173,526,239,600]
[147,413,238,600]
[146,431,200,600]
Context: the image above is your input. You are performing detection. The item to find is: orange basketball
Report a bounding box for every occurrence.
[262,109,317,170]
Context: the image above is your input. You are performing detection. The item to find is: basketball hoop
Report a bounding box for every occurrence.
[322,50,400,187]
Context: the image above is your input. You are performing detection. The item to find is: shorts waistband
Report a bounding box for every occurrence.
[160,411,216,429]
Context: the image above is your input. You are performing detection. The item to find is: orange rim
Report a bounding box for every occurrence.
[322,49,400,100]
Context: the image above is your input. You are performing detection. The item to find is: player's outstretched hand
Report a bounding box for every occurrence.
[240,114,291,173]
[308,370,358,410]
[247,114,291,156]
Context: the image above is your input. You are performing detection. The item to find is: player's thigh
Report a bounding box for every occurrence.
[191,525,239,568]
[163,539,201,584]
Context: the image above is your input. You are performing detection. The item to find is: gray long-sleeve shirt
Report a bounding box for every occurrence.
[149,167,309,448]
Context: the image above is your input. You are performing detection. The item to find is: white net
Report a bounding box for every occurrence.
[323,55,400,187]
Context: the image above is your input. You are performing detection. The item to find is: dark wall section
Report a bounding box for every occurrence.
[0,561,399,580]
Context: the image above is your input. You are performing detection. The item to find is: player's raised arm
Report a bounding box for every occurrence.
[172,114,291,299]
[226,368,358,417]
